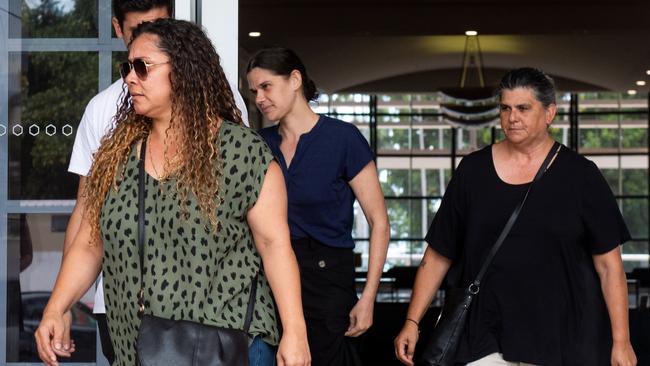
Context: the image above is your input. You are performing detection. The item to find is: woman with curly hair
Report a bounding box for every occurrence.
[35,19,310,366]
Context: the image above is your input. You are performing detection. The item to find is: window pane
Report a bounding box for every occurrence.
[579,113,648,154]
[619,198,649,239]
[411,93,441,114]
[9,0,98,38]
[622,241,649,272]
[579,124,620,150]
[386,240,426,267]
[586,155,648,196]
[600,169,648,196]
[329,93,370,114]
[377,157,452,196]
[383,198,440,239]
[457,126,494,154]
[411,119,451,153]
[6,214,97,362]
[377,94,411,114]
[377,116,411,153]
[8,51,98,199]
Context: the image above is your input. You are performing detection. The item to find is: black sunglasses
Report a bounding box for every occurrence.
[119,58,169,80]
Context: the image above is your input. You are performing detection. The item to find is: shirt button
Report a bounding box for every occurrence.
[318,260,326,268]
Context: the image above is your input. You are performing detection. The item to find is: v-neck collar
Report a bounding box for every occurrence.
[271,115,325,172]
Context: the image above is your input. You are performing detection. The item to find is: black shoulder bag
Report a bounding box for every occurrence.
[419,142,561,366]
[135,138,257,366]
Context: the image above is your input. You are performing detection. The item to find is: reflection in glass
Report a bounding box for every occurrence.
[9,52,98,199]
[9,0,98,38]
[6,214,96,362]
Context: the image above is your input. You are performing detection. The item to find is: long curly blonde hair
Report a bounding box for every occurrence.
[84,19,243,244]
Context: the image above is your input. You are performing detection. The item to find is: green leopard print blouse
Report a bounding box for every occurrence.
[99,121,278,366]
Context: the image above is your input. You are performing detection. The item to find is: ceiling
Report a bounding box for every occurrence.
[238,0,650,94]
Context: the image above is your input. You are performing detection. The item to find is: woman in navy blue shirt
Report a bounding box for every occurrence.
[247,47,390,365]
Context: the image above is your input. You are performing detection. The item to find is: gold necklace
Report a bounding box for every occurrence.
[147,135,164,180]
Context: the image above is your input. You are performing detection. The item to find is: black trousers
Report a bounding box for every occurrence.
[96,313,115,365]
[291,238,362,366]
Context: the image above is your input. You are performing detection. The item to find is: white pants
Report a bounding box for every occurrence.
[466,353,538,366]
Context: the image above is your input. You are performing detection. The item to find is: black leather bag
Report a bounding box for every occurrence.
[419,142,561,366]
[137,315,250,366]
[418,288,473,366]
[134,138,255,366]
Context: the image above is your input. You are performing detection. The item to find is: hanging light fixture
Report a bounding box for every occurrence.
[439,32,499,128]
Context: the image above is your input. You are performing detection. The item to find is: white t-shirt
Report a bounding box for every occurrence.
[68,79,250,313]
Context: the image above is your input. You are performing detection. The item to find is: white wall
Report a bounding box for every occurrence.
[174,0,194,22]
[201,0,239,88]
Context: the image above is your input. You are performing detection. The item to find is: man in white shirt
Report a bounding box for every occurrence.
[61,1,248,362]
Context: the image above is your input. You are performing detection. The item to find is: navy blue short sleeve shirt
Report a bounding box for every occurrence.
[258,115,374,248]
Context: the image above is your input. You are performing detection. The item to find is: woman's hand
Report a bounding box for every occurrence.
[394,320,419,366]
[345,295,374,337]
[35,309,76,366]
[611,340,637,366]
[276,330,311,366]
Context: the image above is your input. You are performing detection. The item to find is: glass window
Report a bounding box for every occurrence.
[456,126,494,154]
[377,167,451,197]
[600,169,648,196]
[386,240,427,267]
[410,120,451,152]
[8,51,98,199]
[6,214,96,362]
[334,91,648,280]
[9,0,99,39]
[329,93,370,114]
[620,198,649,239]
[622,241,649,272]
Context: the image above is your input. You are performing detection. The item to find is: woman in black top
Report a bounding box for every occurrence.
[394,68,637,366]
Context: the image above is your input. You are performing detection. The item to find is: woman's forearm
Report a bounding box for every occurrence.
[406,246,451,323]
[598,260,631,343]
[258,241,306,334]
[46,238,103,315]
[362,216,389,300]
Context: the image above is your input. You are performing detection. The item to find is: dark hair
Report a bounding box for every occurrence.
[496,67,556,107]
[113,0,173,27]
[246,47,319,101]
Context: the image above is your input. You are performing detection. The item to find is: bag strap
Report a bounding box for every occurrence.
[137,137,258,332]
[468,141,561,294]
